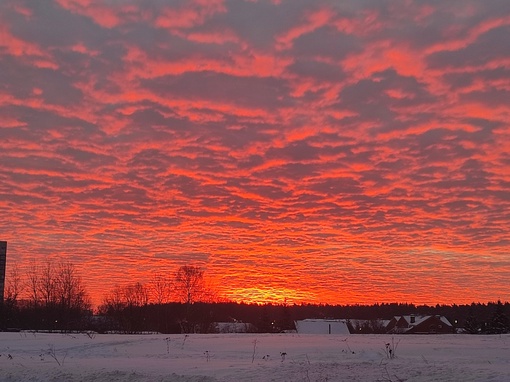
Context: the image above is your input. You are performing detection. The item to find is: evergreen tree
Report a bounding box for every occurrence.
[257,305,275,333]
[277,302,295,332]
[487,300,510,334]
[464,306,481,334]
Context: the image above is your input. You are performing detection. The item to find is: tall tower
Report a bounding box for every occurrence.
[0,241,6,303]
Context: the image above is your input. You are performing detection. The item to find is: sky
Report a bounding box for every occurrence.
[0,0,509,307]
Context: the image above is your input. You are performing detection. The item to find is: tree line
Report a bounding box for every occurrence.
[1,262,509,334]
[1,262,213,332]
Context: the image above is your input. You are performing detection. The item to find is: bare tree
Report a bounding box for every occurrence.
[54,262,90,311]
[174,266,220,333]
[39,261,57,307]
[99,282,149,333]
[150,273,172,305]
[27,263,40,307]
[100,285,125,311]
[124,282,149,307]
[174,265,205,305]
[98,284,126,324]
[5,263,24,304]
[99,283,149,312]
[17,260,90,330]
[3,263,24,328]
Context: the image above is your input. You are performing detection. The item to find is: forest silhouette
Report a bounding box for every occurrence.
[1,262,509,334]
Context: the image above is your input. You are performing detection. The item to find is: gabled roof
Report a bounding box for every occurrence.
[395,315,429,326]
[297,319,348,323]
[388,315,453,333]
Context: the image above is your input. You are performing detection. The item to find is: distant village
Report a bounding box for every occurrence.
[296,314,456,335]
[2,299,509,335]
[1,241,509,335]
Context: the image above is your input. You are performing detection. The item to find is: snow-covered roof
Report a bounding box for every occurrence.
[298,319,348,323]
[215,322,253,333]
[390,315,453,333]
[395,315,452,325]
[395,315,430,326]
[295,319,350,334]
[439,316,453,326]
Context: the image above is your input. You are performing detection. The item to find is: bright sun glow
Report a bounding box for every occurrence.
[1,0,509,307]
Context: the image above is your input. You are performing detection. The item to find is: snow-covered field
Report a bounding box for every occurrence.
[1,332,508,381]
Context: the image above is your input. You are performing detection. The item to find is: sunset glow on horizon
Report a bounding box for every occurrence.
[1,0,509,307]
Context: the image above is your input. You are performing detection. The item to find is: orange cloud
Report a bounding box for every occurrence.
[1,0,508,307]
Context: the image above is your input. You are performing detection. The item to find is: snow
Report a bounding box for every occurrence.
[397,315,453,328]
[295,319,350,334]
[1,332,509,381]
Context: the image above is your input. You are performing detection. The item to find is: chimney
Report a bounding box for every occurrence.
[410,315,416,324]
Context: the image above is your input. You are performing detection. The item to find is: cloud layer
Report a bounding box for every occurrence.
[1,0,509,305]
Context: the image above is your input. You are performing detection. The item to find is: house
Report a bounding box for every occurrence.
[214,322,255,333]
[295,319,350,334]
[386,315,454,334]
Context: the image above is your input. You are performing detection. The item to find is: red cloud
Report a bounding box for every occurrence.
[1,0,508,307]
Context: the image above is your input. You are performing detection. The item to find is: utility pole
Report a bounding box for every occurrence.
[0,241,6,304]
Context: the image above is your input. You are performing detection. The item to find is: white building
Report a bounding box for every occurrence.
[295,319,350,334]
[215,322,255,333]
